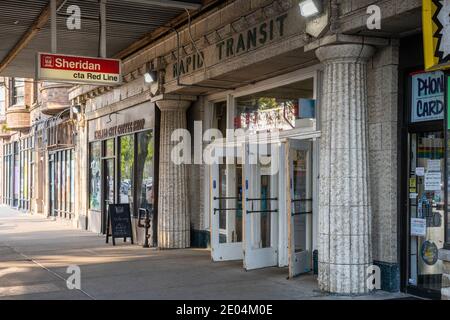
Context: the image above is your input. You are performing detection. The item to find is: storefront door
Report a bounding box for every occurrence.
[407,130,445,297]
[210,146,244,262]
[49,154,55,217]
[287,139,313,278]
[102,158,115,234]
[243,142,281,270]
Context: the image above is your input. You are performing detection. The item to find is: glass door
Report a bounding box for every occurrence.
[49,154,55,217]
[243,142,280,270]
[102,139,116,234]
[408,131,445,295]
[211,146,244,261]
[287,139,313,278]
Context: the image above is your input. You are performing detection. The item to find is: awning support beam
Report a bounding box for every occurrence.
[51,0,57,53]
[119,0,201,10]
[99,0,107,58]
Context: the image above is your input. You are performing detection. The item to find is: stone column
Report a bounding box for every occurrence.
[316,44,375,294]
[156,99,191,249]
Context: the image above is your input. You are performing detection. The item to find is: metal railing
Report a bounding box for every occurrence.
[291,198,313,216]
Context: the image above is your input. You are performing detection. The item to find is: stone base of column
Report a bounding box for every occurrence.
[439,249,450,300]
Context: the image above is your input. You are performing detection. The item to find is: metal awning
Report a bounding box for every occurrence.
[0,0,203,78]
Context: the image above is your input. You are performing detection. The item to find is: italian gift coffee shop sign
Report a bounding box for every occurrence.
[411,71,444,123]
[37,52,122,85]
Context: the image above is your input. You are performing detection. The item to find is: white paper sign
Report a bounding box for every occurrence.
[427,160,441,172]
[416,167,425,177]
[425,172,442,191]
[411,71,444,123]
[411,218,427,237]
[410,193,418,199]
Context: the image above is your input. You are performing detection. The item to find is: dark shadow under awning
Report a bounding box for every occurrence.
[0,0,203,78]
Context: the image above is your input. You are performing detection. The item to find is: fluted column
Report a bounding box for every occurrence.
[316,44,375,294]
[156,99,191,249]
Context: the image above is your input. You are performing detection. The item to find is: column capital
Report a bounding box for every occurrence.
[315,44,375,63]
[155,99,192,112]
[152,94,196,111]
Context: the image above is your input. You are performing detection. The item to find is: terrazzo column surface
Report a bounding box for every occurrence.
[315,44,375,294]
[156,99,191,249]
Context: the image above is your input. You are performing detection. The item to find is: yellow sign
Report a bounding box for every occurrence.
[423,0,450,71]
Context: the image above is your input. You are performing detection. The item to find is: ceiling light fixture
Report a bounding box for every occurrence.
[299,0,322,18]
[144,70,157,84]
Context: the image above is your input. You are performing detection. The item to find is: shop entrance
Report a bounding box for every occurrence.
[101,139,116,234]
[210,139,316,273]
[243,142,282,270]
[287,139,314,278]
[406,130,445,297]
[211,146,244,262]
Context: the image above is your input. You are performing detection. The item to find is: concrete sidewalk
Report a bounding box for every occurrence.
[0,206,411,300]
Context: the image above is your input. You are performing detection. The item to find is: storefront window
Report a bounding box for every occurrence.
[136,131,154,216]
[234,79,315,134]
[446,74,450,247]
[89,142,102,211]
[213,101,227,138]
[119,135,134,209]
[105,139,115,157]
[13,142,19,207]
[0,87,5,119]
[12,78,25,105]
[71,151,75,213]
[409,132,445,290]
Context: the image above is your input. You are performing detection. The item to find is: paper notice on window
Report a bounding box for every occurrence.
[411,218,427,237]
[427,160,441,172]
[415,167,425,177]
[424,172,442,191]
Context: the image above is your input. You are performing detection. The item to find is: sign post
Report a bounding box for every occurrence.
[36,52,122,85]
[106,204,134,246]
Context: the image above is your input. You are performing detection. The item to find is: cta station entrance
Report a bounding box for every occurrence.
[208,68,321,278]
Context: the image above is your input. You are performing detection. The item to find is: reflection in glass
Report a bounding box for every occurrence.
[119,135,134,210]
[105,159,115,205]
[409,132,444,291]
[105,139,115,157]
[136,131,154,217]
[235,79,315,134]
[89,142,101,210]
[292,149,311,253]
[260,172,271,249]
[218,158,243,244]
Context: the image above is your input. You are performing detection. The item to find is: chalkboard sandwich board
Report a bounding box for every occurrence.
[106,204,134,246]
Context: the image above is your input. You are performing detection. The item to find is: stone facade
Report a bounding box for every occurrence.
[367,43,400,292]
[4,0,449,298]
[440,249,450,300]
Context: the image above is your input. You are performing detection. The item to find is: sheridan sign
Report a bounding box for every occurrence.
[37,52,122,85]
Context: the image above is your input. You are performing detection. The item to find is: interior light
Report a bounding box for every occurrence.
[299,0,322,17]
